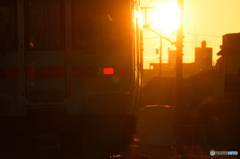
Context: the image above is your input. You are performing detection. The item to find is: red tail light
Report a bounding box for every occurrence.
[103,68,114,75]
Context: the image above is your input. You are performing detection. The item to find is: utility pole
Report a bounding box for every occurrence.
[238,68,240,159]
[159,30,162,77]
[159,0,165,78]
[142,2,185,156]
[175,0,184,157]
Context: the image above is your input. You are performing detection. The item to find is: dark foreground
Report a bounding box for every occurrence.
[0,138,238,159]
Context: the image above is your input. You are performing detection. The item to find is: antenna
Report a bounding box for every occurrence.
[194,24,198,47]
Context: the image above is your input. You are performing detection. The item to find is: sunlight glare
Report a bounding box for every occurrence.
[138,9,143,29]
[151,1,180,33]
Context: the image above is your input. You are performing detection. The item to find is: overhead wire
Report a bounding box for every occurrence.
[184,32,222,38]
[183,40,220,47]
[144,36,159,39]
[143,41,159,49]
[144,43,168,52]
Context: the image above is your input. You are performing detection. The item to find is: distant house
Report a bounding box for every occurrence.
[195,41,213,71]
[148,62,175,77]
[217,32,240,76]
[143,76,175,106]
[182,69,224,124]
[143,42,213,85]
[143,69,156,85]
[183,69,223,102]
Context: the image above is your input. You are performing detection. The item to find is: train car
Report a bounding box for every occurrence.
[0,0,143,156]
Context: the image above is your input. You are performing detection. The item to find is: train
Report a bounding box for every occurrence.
[0,0,143,157]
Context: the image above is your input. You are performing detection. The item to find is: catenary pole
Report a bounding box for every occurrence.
[237,68,240,159]
[159,30,162,77]
[175,0,184,157]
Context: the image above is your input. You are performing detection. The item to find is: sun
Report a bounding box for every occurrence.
[151,1,180,33]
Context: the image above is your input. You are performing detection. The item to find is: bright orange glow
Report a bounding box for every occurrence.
[29,42,34,47]
[137,9,143,29]
[151,1,180,33]
[103,68,114,75]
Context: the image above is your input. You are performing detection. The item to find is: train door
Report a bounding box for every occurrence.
[24,0,67,103]
[0,0,19,116]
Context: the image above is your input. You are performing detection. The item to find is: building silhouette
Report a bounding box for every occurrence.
[195,41,212,71]
[143,41,213,84]
[216,32,240,76]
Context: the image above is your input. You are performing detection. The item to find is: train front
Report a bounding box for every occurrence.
[0,0,142,156]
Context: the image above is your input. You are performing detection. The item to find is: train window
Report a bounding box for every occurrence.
[0,1,17,50]
[25,0,64,50]
[72,0,130,50]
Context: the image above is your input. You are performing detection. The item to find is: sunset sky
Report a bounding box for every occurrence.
[141,0,240,69]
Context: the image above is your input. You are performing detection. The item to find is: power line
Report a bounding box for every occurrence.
[143,41,159,49]
[184,44,190,63]
[184,32,222,38]
[145,1,152,7]
[144,44,168,52]
[184,41,220,46]
[144,31,222,38]
[144,36,159,39]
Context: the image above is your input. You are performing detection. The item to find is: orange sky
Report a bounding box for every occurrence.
[141,0,240,69]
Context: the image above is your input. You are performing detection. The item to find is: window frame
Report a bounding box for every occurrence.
[0,0,18,51]
[24,0,65,51]
[71,0,131,50]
